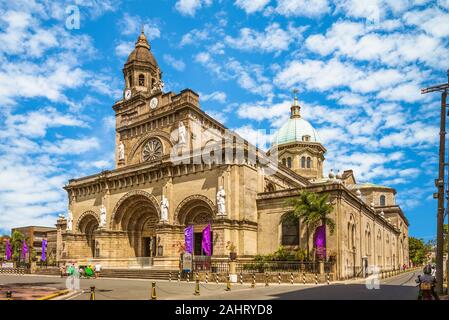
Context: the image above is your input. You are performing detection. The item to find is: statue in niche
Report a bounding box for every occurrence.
[67,210,73,231]
[216,186,226,216]
[100,205,107,228]
[160,196,169,222]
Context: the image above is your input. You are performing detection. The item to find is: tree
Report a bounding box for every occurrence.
[283,191,335,260]
[10,231,25,262]
[0,235,10,260]
[409,237,432,265]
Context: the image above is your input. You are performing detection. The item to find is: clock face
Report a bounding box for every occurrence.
[150,97,158,109]
[124,89,132,100]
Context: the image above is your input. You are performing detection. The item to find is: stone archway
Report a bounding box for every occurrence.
[77,211,99,257]
[111,191,161,257]
[175,195,215,256]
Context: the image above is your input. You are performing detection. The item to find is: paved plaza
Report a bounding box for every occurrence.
[0,270,422,300]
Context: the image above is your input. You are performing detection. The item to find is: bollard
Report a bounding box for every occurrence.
[169,272,172,282]
[251,273,256,288]
[194,279,200,296]
[265,273,269,287]
[278,272,281,285]
[187,271,190,283]
[6,291,12,300]
[240,272,243,285]
[151,282,157,300]
[90,286,95,301]
[302,272,306,285]
[178,271,181,282]
[315,274,318,285]
[327,273,330,285]
[215,273,219,284]
[291,272,294,285]
[225,274,231,291]
[205,272,208,284]
[196,271,199,282]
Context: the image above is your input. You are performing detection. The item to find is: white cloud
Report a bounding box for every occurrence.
[175,0,212,17]
[404,7,449,38]
[195,53,273,98]
[225,23,305,54]
[235,0,270,14]
[117,13,161,40]
[163,54,186,72]
[275,0,330,18]
[3,107,87,138]
[42,137,100,155]
[200,91,227,103]
[115,41,134,58]
[180,29,210,46]
[305,20,449,69]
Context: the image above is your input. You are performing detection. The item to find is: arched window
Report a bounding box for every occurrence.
[380,195,386,206]
[138,74,145,86]
[282,158,286,166]
[301,157,305,168]
[306,157,312,168]
[287,157,292,168]
[281,217,299,246]
[151,78,155,89]
[128,75,133,87]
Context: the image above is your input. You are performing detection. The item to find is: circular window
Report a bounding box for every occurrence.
[142,138,163,162]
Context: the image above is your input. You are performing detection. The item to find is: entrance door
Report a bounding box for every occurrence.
[193,232,213,256]
[143,236,157,257]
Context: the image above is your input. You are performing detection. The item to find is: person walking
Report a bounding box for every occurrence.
[95,263,102,278]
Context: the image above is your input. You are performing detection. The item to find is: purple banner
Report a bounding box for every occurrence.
[201,224,211,256]
[21,240,28,259]
[5,240,11,260]
[314,225,326,259]
[184,225,193,254]
[41,239,47,262]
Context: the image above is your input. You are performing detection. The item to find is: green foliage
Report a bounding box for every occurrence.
[283,190,335,260]
[409,237,432,265]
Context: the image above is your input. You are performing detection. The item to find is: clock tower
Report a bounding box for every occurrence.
[123,28,163,100]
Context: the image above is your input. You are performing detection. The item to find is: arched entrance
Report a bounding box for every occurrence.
[112,192,160,258]
[77,211,99,257]
[176,196,215,256]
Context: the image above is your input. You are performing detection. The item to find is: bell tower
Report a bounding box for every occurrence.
[123,28,163,97]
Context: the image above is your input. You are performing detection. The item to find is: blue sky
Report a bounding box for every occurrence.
[0,0,448,240]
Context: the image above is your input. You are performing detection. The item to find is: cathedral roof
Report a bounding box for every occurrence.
[126,30,158,67]
[272,93,320,146]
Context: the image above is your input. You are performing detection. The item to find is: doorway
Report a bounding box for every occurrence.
[193,232,214,256]
[143,236,157,257]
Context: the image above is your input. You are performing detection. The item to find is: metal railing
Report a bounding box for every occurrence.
[237,261,329,273]
[200,260,335,274]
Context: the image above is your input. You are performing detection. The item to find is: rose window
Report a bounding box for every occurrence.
[142,138,162,162]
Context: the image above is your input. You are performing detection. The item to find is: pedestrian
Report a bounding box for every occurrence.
[60,264,65,278]
[95,263,102,278]
[431,265,436,277]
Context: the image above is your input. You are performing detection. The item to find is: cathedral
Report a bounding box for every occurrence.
[55,31,409,279]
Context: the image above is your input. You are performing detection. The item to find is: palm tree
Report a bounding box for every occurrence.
[283,191,335,260]
[10,231,25,262]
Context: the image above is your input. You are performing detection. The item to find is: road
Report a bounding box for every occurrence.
[0,270,420,300]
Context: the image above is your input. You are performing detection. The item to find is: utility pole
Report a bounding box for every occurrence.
[421,70,449,294]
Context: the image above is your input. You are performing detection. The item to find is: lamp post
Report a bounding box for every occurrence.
[421,70,449,294]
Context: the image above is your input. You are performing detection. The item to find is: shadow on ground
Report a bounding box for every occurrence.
[268,284,419,300]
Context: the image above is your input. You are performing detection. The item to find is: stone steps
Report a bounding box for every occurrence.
[99,269,179,280]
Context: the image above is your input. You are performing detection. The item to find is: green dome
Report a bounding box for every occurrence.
[272,117,320,145]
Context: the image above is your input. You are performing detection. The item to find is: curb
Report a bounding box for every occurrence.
[37,289,70,300]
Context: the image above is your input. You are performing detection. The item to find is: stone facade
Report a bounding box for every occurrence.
[56,31,409,279]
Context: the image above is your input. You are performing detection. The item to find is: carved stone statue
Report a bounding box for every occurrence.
[216,186,226,216]
[160,195,169,222]
[118,142,125,161]
[100,205,107,228]
[67,210,73,231]
[178,121,186,145]
[152,79,164,93]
